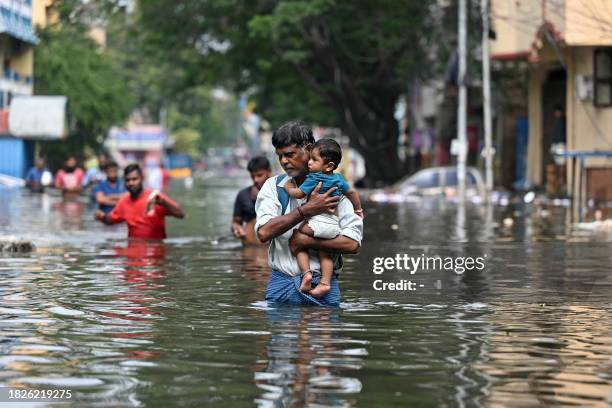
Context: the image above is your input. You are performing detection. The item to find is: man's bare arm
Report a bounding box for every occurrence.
[289,230,359,255]
[257,183,339,243]
[95,191,124,206]
[160,197,185,218]
[95,210,119,225]
[232,216,246,237]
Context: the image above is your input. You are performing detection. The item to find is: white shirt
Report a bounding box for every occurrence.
[255,175,363,277]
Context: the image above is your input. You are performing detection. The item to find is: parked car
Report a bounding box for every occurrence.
[369,166,486,202]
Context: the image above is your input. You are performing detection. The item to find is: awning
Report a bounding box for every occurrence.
[9,96,68,139]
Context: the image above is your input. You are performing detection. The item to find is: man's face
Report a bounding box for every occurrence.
[98,155,108,167]
[275,145,310,178]
[250,169,272,190]
[106,166,119,183]
[125,170,143,197]
[36,159,45,170]
[65,157,77,169]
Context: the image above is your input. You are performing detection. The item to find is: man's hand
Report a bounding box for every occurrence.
[94,210,106,222]
[232,223,246,238]
[302,182,340,217]
[289,229,312,256]
[148,190,162,205]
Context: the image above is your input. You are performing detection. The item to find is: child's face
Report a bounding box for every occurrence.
[307,148,334,173]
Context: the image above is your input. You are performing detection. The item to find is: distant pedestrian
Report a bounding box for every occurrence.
[161,163,170,191]
[95,163,184,240]
[231,156,272,246]
[82,153,109,188]
[25,158,52,193]
[93,161,127,214]
[55,155,85,197]
[146,163,163,191]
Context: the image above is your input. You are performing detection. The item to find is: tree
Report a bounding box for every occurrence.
[34,18,133,166]
[165,86,242,151]
[137,0,438,185]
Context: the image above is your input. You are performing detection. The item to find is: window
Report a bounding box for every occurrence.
[445,169,477,186]
[407,170,440,189]
[594,49,612,107]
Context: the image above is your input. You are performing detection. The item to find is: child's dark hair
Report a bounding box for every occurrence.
[313,138,342,170]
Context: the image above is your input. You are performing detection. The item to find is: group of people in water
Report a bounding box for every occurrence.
[27,120,364,306]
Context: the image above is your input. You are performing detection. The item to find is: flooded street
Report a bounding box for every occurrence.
[0,180,611,407]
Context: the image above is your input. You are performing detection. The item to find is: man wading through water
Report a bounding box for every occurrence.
[255,121,363,306]
[95,163,184,239]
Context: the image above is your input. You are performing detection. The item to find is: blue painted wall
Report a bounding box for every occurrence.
[0,137,34,178]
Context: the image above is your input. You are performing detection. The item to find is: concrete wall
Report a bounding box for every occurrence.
[491,0,612,55]
[32,0,56,27]
[10,46,34,79]
[565,0,612,46]
[490,0,566,58]
[569,47,612,154]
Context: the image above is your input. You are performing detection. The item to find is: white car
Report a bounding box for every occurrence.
[369,166,486,202]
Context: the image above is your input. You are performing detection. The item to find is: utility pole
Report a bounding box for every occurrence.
[482,0,494,192]
[457,0,468,201]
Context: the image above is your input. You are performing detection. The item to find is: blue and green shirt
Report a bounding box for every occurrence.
[299,172,350,197]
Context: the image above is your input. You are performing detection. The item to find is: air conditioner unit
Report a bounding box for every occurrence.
[575,75,593,101]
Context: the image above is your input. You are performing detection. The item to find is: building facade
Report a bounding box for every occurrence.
[0,0,60,179]
[491,0,612,213]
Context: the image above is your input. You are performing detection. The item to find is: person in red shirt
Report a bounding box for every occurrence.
[95,163,185,239]
[55,155,85,197]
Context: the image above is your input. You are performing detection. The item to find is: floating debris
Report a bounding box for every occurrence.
[0,236,35,253]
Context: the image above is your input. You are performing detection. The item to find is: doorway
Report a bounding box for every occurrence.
[541,68,566,193]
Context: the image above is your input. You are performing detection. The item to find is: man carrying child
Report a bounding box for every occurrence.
[255,121,363,306]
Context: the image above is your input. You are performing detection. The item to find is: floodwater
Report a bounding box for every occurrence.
[0,179,611,407]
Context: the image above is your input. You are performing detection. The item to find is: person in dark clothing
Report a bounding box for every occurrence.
[549,105,567,195]
[232,156,272,245]
[552,105,567,145]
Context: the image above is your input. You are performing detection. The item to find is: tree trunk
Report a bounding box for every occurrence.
[340,113,405,187]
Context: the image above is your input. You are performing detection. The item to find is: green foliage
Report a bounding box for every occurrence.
[166,86,242,151]
[137,0,439,182]
[34,22,133,161]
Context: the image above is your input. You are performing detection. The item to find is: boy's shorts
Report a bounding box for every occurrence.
[307,213,341,239]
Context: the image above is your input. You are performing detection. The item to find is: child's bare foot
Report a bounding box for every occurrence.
[309,281,330,298]
[299,270,312,292]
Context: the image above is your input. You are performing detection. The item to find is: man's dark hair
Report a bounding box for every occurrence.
[247,156,271,172]
[272,120,315,149]
[124,163,142,177]
[106,161,119,170]
[313,138,342,170]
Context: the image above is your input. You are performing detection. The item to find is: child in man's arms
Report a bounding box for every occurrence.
[283,138,364,298]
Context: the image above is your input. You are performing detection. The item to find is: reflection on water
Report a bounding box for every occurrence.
[0,182,610,407]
